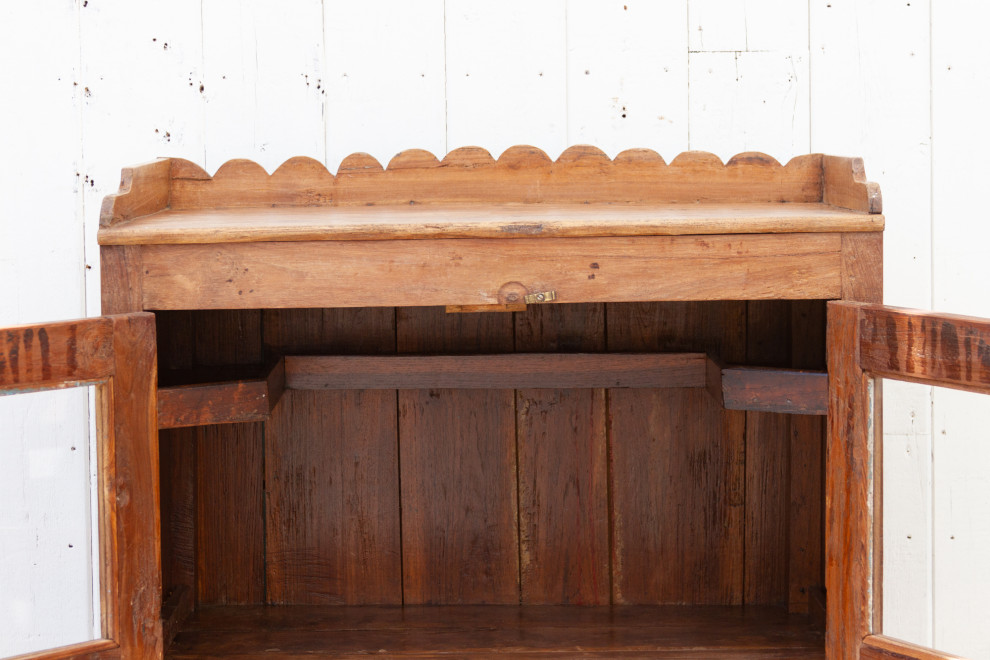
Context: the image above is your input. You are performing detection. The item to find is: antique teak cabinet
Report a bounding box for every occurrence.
[5,147,985,660]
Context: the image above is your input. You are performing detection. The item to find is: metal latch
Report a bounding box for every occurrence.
[523,290,557,304]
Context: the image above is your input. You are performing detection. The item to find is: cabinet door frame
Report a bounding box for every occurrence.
[828,301,980,660]
[1,314,161,660]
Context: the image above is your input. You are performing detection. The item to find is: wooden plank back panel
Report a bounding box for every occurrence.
[195,422,265,605]
[397,307,519,604]
[265,390,401,604]
[263,307,399,605]
[608,302,746,604]
[744,301,792,608]
[514,303,608,605]
[788,300,826,614]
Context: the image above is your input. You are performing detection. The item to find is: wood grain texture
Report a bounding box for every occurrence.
[158,428,197,605]
[285,353,706,390]
[823,155,883,214]
[105,313,162,659]
[100,246,144,315]
[157,377,275,428]
[6,640,121,660]
[860,635,968,660]
[135,150,835,213]
[99,158,170,227]
[744,301,792,608]
[195,422,265,605]
[826,302,875,659]
[0,317,112,391]
[841,232,884,303]
[98,202,881,245]
[788,300,827,614]
[720,367,827,414]
[607,302,746,605]
[264,306,398,606]
[138,233,843,310]
[161,585,194,651]
[265,389,401,605]
[859,304,990,395]
[397,306,518,604]
[165,604,825,659]
[515,303,608,605]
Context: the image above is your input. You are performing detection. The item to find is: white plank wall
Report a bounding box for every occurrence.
[1,1,989,657]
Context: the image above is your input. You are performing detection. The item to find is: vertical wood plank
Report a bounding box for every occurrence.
[159,428,197,599]
[444,1,567,157]
[100,246,143,314]
[826,302,873,659]
[787,300,826,613]
[324,0,446,171]
[841,232,884,304]
[398,307,518,604]
[266,389,401,605]
[195,422,265,605]
[744,300,791,607]
[263,307,400,605]
[565,1,688,156]
[107,314,162,659]
[201,0,326,173]
[608,302,745,604]
[515,303,608,605]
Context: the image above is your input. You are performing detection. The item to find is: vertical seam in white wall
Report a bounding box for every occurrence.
[685,0,691,150]
[320,0,328,166]
[200,0,207,165]
[928,0,937,644]
[563,0,569,147]
[442,0,449,154]
[806,0,812,152]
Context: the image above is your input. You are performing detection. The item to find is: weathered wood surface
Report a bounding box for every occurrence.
[285,353,706,390]
[99,158,171,227]
[859,635,968,660]
[99,202,880,245]
[157,370,279,428]
[161,585,194,651]
[102,149,878,213]
[859,304,990,395]
[823,155,883,214]
[397,307,519,605]
[137,233,843,310]
[166,604,825,659]
[264,306,401,606]
[6,640,121,660]
[100,246,144,315]
[721,366,827,414]
[515,303,608,605]
[0,317,112,392]
[103,313,162,660]
[841,232,884,303]
[826,302,875,659]
[608,301,746,604]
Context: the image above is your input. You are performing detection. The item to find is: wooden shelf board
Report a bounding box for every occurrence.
[157,361,284,429]
[285,352,707,390]
[166,605,824,659]
[99,202,881,245]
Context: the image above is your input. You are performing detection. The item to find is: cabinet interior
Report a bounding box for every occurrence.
[155,299,828,658]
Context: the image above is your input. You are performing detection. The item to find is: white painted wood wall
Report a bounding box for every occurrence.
[1,0,987,657]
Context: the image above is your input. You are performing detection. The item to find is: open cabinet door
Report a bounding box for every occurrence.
[828,301,983,660]
[1,314,161,660]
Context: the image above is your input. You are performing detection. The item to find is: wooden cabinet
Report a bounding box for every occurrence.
[9,146,976,659]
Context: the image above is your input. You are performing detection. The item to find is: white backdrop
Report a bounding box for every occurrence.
[1,0,987,657]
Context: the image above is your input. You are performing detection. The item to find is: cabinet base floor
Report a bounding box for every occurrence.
[166,605,824,658]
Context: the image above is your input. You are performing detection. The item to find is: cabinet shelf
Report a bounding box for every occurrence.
[166,605,824,659]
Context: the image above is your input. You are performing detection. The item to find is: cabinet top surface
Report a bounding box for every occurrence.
[98,147,883,246]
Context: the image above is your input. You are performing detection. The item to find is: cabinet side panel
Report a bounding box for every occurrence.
[100,245,143,314]
[397,307,519,604]
[515,303,609,605]
[841,232,884,303]
[607,302,746,604]
[263,307,400,605]
[744,301,792,607]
